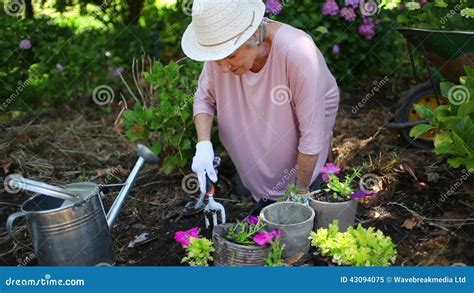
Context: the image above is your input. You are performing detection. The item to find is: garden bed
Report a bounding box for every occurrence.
[0,90,472,266]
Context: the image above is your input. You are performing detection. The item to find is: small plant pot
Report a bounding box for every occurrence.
[309,194,357,232]
[259,202,315,259]
[212,223,271,266]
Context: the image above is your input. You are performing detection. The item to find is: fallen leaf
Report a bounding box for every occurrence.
[2,160,11,175]
[399,161,418,181]
[401,217,419,230]
[128,232,149,248]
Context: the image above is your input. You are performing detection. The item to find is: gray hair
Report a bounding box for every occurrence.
[243,21,267,47]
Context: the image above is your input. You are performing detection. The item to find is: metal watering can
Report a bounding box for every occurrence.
[5,144,158,266]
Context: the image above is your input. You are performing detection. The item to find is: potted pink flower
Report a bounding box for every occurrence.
[309,163,374,232]
[213,216,285,266]
[175,227,214,266]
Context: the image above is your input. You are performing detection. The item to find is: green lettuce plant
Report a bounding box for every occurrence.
[410,66,474,170]
[181,237,214,267]
[309,219,397,266]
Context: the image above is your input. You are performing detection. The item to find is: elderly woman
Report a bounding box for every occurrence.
[181,0,339,215]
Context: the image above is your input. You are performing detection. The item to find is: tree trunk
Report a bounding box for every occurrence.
[126,0,144,25]
[25,0,34,19]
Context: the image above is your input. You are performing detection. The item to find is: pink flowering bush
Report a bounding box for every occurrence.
[271,0,403,89]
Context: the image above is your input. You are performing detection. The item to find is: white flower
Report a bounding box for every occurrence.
[405,1,421,10]
[434,0,448,8]
[460,8,474,18]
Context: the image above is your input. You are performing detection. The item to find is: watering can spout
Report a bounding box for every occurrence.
[106,144,158,229]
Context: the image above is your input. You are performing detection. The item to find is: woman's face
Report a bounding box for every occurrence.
[214,44,258,75]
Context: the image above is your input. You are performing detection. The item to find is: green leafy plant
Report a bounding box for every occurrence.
[225,217,267,245]
[265,238,286,267]
[122,59,220,173]
[175,227,214,266]
[410,66,474,170]
[181,237,214,267]
[309,219,397,266]
[393,0,474,31]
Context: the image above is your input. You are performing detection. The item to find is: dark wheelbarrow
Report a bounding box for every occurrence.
[385,28,474,149]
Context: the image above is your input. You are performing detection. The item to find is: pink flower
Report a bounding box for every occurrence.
[253,229,282,245]
[322,0,340,16]
[253,232,274,246]
[269,229,282,238]
[340,7,356,22]
[244,216,259,225]
[174,227,200,248]
[345,0,360,8]
[332,44,341,54]
[320,162,341,183]
[420,0,428,5]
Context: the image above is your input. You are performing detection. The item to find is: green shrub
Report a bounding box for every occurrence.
[309,219,397,266]
[410,66,474,170]
[122,58,220,174]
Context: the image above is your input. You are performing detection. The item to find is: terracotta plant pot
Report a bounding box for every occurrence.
[309,193,357,232]
[212,223,271,266]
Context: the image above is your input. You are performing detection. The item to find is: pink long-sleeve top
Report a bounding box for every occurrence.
[193,21,340,201]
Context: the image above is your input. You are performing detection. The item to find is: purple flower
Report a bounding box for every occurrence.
[244,215,259,225]
[320,162,341,183]
[322,0,340,16]
[174,227,200,248]
[345,0,360,8]
[112,67,124,78]
[358,18,376,40]
[265,0,283,15]
[420,0,428,5]
[340,7,357,21]
[19,39,32,49]
[332,44,341,54]
[399,3,405,11]
[350,189,374,199]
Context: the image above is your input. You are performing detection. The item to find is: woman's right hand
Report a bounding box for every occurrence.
[192,141,217,195]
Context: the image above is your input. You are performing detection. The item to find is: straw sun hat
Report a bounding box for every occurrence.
[181,0,266,61]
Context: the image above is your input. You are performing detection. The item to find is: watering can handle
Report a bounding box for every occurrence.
[6,211,27,237]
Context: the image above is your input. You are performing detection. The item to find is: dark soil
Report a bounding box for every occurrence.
[1,86,473,266]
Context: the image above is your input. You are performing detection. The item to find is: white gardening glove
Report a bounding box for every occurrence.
[191,141,217,195]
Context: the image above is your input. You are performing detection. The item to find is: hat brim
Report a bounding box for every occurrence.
[181,2,266,62]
